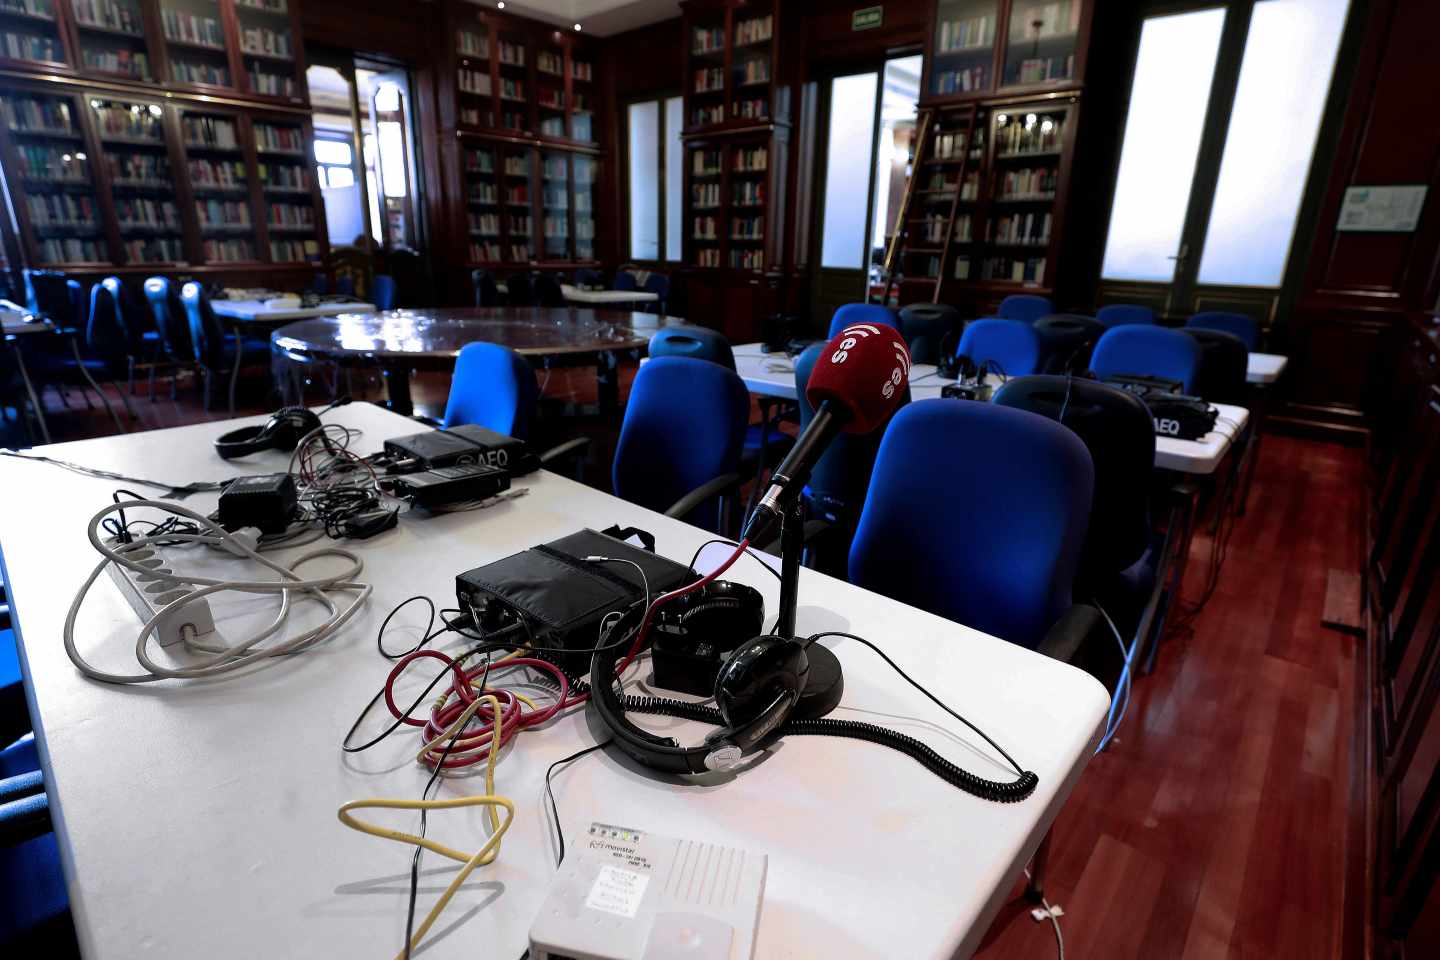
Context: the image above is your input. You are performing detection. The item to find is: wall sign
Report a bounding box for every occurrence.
[1337,185,1428,233]
[852,6,883,31]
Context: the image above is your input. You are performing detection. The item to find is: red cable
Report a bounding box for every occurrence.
[614,538,750,675]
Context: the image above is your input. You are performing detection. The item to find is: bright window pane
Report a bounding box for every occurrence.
[628,101,659,260]
[820,72,878,269]
[327,166,354,189]
[665,96,683,262]
[314,139,352,166]
[377,121,406,198]
[1100,9,1225,282]
[1197,0,1350,286]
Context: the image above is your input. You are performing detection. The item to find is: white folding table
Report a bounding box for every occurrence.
[211,299,378,322]
[0,403,1109,960]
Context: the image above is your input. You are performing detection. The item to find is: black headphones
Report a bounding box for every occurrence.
[938,351,978,382]
[588,585,809,774]
[214,406,322,460]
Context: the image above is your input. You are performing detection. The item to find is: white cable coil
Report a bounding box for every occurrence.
[66,499,372,684]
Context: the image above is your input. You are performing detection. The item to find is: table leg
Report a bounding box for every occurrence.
[9,340,51,445]
[596,350,620,416]
[380,362,414,416]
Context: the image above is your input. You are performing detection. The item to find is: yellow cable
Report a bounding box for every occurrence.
[338,694,513,960]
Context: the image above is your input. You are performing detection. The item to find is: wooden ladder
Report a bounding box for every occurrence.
[930,102,981,304]
[875,108,933,307]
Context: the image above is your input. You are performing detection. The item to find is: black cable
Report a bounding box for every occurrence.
[377,595,440,660]
[544,739,613,867]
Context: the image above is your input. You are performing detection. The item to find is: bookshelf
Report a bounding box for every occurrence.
[680,0,788,278]
[0,0,69,71]
[442,0,604,270]
[923,0,1091,102]
[71,0,155,80]
[0,74,327,271]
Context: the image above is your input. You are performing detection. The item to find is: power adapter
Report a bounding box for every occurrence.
[392,463,509,509]
[217,474,297,534]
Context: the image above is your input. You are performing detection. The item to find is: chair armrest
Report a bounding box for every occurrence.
[538,436,591,467]
[1037,604,1124,692]
[664,472,743,520]
[0,789,51,847]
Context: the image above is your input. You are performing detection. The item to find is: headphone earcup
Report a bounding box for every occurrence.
[270,407,322,451]
[714,636,806,730]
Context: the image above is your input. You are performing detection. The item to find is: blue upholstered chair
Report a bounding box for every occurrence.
[613,270,638,292]
[1187,311,1259,351]
[179,282,271,414]
[441,342,540,439]
[472,270,501,308]
[1185,328,1249,405]
[372,274,397,311]
[533,273,566,308]
[997,294,1053,324]
[648,325,736,370]
[848,400,1099,653]
[897,303,963,365]
[1096,303,1156,328]
[613,357,750,532]
[642,273,669,314]
[0,731,71,949]
[144,277,194,368]
[956,317,1042,377]
[826,303,899,340]
[1090,324,1203,394]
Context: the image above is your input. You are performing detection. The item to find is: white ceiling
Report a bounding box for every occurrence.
[469,0,681,37]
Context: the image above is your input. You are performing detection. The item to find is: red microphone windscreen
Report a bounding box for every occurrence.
[805,321,911,434]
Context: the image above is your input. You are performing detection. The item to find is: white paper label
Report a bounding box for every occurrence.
[585,865,650,919]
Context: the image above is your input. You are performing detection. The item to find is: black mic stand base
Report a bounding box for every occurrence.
[776,495,843,720]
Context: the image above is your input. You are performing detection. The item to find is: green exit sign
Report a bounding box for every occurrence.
[852,6,883,30]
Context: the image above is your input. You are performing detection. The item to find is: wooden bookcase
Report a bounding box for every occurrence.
[0,74,327,271]
[887,0,1090,309]
[679,0,788,277]
[441,0,603,272]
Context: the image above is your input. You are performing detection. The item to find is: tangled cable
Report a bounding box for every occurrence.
[64,498,371,684]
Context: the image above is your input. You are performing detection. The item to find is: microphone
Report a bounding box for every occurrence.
[741,322,910,544]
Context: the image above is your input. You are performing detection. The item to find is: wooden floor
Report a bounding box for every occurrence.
[2,366,1367,959]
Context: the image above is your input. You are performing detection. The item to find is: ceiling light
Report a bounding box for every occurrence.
[496,1,504,7]
[573,23,582,31]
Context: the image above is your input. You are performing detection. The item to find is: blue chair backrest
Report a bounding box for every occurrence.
[441,342,540,439]
[575,268,602,287]
[850,400,1094,649]
[1187,311,1259,351]
[179,282,225,369]
[22,269,78,326]
[1096,303,1156,327]
[144,276,192,360]
[997,294,1053,324]
[897,303,963,365]
[103,276,152,350]
[472,270,501,308]
[648,325,735,370]
[1090,324,1203,394]
[613,356,749,529]
[956,318,1042,377]
[642,273,669,312]
[614,271,638,292]
[86,280,131,362]
[372,274,397,311]
[794,342,906,522]
[826,303,898,340]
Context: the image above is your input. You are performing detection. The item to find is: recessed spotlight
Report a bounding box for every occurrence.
[496,1,504,7]
[573,22,582,31]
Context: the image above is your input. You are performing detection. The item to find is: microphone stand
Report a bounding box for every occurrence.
[773,490,844,719]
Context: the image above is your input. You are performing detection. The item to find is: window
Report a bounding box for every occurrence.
[820,72,879,269]
[627,95,684,262]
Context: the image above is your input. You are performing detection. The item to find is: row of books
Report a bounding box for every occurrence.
[734,146,767,172]
[953,214,973,242]
[266,202,313,227]
[573,60,592,82]
[3,32,61,62]
[576,217,594,240]
[4,95,71,131]
[468,212,499,236]
[115,196,178,227]
[27,192,94,226]
[923,170,979,200]
[537,50,562,76]
[692,182,720,208]
[735,15,772,46]
[982,255,1045,284]
[997,167,1057,199]
[505,185,527,204]
[542,156,566,180]
[248,69,296,97]
[538,87,564,110]
[734,98,768,120]
[236,0,286,12]
[736,58,769,85]
[696,248,720,268]
[542,215,567,238]
[936,14,992,52]
[42,237,103,262]
[458,67,490,95]
[196,197,250,227]
[240,26,291,59]
[465,148,495,173]
[990,211,1052,245]
[539,116,564,138]
[468,183,497,204]
[270,238,319,262]
[162,10,223,48]
[498,40,523,67]
[93,103,161,140]
[107,150,168,183]
[731,215,763,240]
[501,109,524,130]
[693,216,718,240]
[933,129,981,160]
[508,214,530,232]
[575,193,592,214]
[734,180,764,206]
[0,0,54,18]
[73,0,143,35]
[695,66,723,93]
[254,123,303,152]
[259,161,307,190]
[1009,56,1074,85]
[933,66,987,95]
[504,155,528,176]
[189,158,247,189]
[996,115,1064,155]
[692,105,724,127]
[731,249,763,270]
[14,144,87,180]
[124,236,182,262]
[693,150,721,176]
[916,214,945,245]
[184,116,239,149]
[692,25,723,55]
[204,237,253,261]
[457,30,488,58]
[500,77,523,100]
[542,186,567,210]
[170,58,228,85]
[469,240,500,262]
[459,106,489,126]
[82,49,149,77]
[1010,1,1080,39]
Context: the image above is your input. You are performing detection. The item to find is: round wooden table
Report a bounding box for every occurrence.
[271,306,681,415]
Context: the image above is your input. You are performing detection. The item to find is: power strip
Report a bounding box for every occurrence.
[103,538,216,648]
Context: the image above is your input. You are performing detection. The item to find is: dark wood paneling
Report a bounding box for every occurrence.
[300,0,434,62]
[796,0,929,66]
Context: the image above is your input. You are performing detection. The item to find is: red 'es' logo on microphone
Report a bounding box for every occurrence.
[830,324,911,400]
